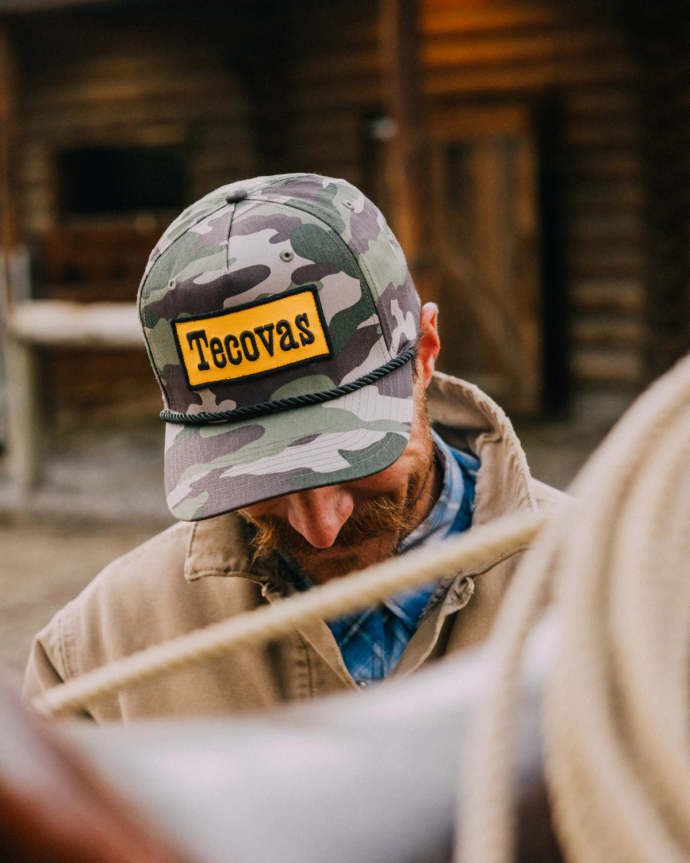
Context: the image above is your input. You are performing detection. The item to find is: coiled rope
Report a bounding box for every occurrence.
[458,351,690,863]
[33,508,543,718]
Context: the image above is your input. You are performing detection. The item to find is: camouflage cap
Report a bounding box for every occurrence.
[138,173,420,521]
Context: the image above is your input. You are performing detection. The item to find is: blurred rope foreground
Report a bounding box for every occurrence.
[460,351,690,863]
[33,509,543,717]
[32,351,690,863]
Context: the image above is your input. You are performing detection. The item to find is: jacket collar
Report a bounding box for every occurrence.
[426,371,537,526]
[183,370,537,583]
[184,511,268,583]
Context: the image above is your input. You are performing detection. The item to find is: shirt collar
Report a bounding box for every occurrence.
[397,430,467,553]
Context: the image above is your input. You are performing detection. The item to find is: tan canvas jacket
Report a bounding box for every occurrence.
[23,372,568,722]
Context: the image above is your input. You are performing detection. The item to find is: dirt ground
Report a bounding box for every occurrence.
[0,521,159,683]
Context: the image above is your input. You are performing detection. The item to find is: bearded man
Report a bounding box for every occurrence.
[24,174,567,721]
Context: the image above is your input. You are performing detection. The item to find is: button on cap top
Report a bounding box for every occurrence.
[225,190,248,204]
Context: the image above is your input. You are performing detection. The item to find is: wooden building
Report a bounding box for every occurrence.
[0,0,689,437]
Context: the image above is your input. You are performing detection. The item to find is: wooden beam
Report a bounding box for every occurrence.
[3,336,41,492]
[8,300,144,347]
[379,0,438,304]
[0,23,36,494]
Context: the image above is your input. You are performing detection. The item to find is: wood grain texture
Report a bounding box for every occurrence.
[287,0,646,395]
[6,0,660,423]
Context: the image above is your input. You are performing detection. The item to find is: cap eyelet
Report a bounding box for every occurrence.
[279,249,295,262]
[167,278,177,290]
[343,200,354,210]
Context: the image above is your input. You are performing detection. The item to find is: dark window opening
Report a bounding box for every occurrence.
[59,145,188,218]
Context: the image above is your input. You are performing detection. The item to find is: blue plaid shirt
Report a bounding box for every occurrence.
[281,432,480,686]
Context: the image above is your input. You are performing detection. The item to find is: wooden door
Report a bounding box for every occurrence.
[429,106,542,415]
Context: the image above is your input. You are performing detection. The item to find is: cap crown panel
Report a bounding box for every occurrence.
[139,188,391,415]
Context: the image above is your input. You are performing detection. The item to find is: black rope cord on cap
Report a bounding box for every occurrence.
[160,348,415,425]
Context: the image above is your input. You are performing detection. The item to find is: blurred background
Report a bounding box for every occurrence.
[0,0,687,676]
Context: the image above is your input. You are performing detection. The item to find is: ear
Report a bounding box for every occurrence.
[415,303,440,389]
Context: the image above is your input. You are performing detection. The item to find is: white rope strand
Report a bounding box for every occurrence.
[33,509,544,718]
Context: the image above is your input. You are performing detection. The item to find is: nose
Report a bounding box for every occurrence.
[285,486,354,548]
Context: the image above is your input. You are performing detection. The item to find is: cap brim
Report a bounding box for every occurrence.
[163,361,414,521]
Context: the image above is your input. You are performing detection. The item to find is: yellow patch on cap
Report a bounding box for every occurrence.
[173,286,332,389]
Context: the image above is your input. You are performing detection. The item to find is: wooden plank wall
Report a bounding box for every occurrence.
[16,7,256,234]
[288,0,647,396]
[6,0,656,428]
[11,5,257,428]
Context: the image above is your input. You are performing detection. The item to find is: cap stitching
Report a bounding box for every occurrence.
[225,196,239,270]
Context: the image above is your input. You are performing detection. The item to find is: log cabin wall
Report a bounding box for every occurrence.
[2,0,667,429]
[16,15,255,235]
[11,2,256,427]
[287,0,647,411]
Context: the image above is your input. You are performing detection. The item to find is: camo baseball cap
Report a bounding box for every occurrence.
[138,173,421,521]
